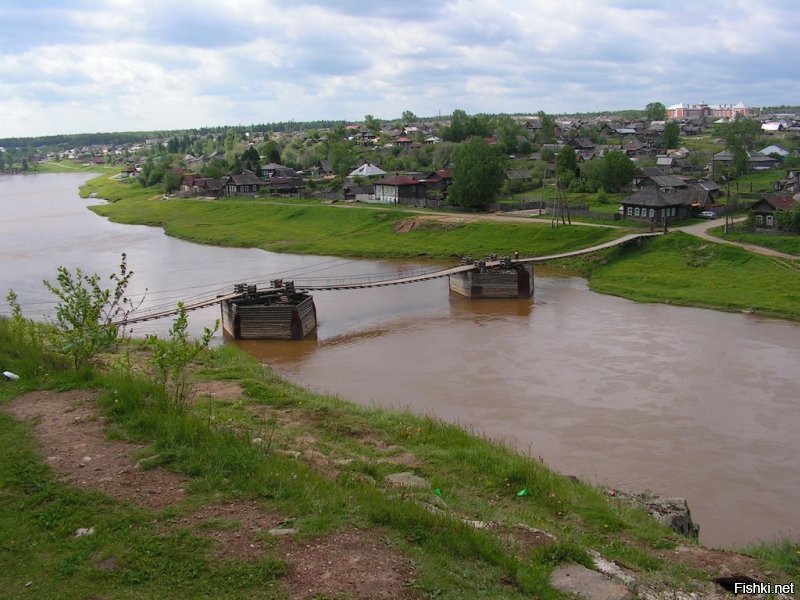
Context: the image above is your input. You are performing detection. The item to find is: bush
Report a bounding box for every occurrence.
[42,254,141,373]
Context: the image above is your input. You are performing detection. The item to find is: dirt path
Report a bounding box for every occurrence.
[677,217,800,260]
[2,388,418,598]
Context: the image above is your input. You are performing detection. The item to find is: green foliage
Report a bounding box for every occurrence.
[239,146,261,173]
[663,122,680,149]
[448,137,506,209]
[556,145,578,184]
[42,254,139,373]
[2,291,63,379]
[599,150,636,193]
[441,109,493,143]
[537,111,557,144]
[146,303,218,407]
[746,539,800,579]
[645,101,666,122]
[716,116,762,177]
[775,204,800,233]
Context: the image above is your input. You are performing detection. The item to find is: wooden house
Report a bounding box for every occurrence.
[750,196,798,230]
[224,172,263,196]
[620,187,692,223]
[372,174,426,206]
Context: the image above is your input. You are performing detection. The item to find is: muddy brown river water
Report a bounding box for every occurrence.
[2,173,798,549]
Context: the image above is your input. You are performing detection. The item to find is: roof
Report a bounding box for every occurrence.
[227,173,262,186]
[760,145,789,157]
[622,188,685,208]
[373,174,422,186]
[753,196,798,211]
[348,162,386,178]
[697,180,720,193]
[651,175,687,188]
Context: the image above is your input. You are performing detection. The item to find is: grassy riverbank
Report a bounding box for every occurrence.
[81,176,623,260]
[707,226,800,256]
[80,174,800,320]
[583,232,800,320]
[2,315,797,598]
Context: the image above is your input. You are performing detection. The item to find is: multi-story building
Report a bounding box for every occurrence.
[666,102,753,120]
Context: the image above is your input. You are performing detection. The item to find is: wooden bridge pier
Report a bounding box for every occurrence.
[221,281,317,340]
[448,256,533,299]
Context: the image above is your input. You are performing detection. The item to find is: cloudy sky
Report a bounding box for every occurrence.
[1,0,798,138]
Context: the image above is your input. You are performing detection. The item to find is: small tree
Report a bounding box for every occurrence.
[599,151,637,193]
[645,101,666,122]
[146,303,218,408]
[43,254,141,373]
[663,122,680,149]
[556,146,578,185]
[448,137,506,210]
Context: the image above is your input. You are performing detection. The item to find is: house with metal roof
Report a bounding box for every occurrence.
[347,162,386,180]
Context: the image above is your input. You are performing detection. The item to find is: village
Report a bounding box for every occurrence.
[5,102,799,237]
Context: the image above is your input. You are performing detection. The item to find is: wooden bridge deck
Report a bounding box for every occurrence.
[121,232,661,325]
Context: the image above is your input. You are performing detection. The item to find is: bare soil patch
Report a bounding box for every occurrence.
[661,543,768,580]
[3,389,187,509]
[282,528,417,600]
[194,379,244,402]
[177,499,284,561]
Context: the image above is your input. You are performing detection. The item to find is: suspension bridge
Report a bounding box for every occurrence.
[119,232,660,330]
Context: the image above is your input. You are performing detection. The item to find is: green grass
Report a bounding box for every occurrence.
[11,316,788,598]
[707,226,800,256]
[587,232,800,319]
[33,160,117,174]
[82,175,624,260]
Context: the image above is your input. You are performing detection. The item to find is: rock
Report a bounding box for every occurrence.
[75,527,95,538]
[613,489,699,538]
[268,528,297,536]
[384,471,430,490]
[295,433,316,445]
[647,496,699,538]
[462,519,488,529]
[550,564,632,600]
[303,449,328,465]
[423,493,448,510]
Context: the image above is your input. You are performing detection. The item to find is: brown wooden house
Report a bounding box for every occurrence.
[372,174,426,206]
[620,187,692,223]
[224,172,263,196]
[750,196,799,230]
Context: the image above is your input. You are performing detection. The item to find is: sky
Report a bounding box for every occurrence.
[1,0,799,138]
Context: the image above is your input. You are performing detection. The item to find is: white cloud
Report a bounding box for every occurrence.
[0,0,799,137]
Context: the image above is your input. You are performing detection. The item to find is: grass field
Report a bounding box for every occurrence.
[587,232,800,320]
[81,176,624,260]
[708,226,800,256]
[2,313,797,598]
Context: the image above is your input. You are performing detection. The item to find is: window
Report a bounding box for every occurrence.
[626,207,633,215]
[634,207,640,216]
[767,215,774,226]
[756,214,763,225]
[649,209,655,218]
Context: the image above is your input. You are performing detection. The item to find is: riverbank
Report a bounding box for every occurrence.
[80,175,800,321]
[2,319,797,598]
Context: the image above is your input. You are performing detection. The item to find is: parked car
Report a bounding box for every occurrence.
[698,210,717,219]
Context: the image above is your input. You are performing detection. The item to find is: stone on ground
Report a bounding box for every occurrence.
[550,564,632,600]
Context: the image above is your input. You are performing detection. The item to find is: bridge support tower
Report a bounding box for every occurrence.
[449,261,533,299]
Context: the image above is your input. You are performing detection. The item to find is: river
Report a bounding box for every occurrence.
[2,173,798,549]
